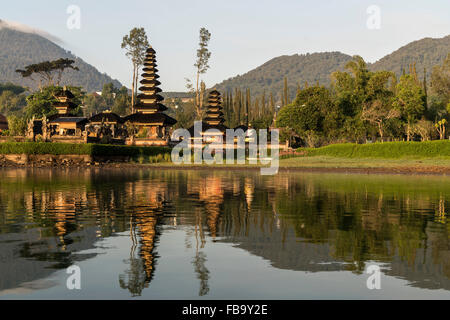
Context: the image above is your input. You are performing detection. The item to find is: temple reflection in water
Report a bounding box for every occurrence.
[0,168,450,297]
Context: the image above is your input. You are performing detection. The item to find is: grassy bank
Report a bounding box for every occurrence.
[279,156,450,168]
[299,140,450,159]
[0,142,171,158]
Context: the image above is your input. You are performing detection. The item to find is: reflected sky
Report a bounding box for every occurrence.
[0,168,450,299]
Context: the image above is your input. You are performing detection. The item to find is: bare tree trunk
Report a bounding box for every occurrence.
[378,122,384,143]
[131,65,136,113]
[135,66,139,106]
[195,71,200,119]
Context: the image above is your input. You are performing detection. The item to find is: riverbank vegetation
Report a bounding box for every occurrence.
[276,54,450,147]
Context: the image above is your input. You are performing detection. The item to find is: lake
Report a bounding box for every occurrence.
[0,168,450,299]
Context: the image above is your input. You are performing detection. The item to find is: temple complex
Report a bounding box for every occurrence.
[124,46,177,146]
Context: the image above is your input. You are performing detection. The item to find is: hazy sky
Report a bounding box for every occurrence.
[2,0,450,91]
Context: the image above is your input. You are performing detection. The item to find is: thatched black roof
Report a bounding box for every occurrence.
[187,122,228,135]
[139,86,162,93]
[54,88,75,99]
[53,101,78,109]
[234,125,249,132]
[206,110,224,117]
[141,72,160,78]
[139,79,161,86]
[137,93,164,101]
[49,117,88,124]
[123,112,177,126]
[134,102,168,112]
[204,117,225,124]
[89,112,124,124]
[209,90,221,96]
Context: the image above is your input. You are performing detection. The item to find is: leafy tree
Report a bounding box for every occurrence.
[16,58,79,88]
[7,115,27,136]
[83,93,106,116]
[0,90,26,115]
[332,56,371,118]
[112,86,131,116]
[277,86,333,147]
[412,119,434,141]
[187,27,211,119]
[435,118,447,140]
[393,74,426,141]
[0,83,26,95]
[25,85,83,119]
[360,71,398,141]
[431,53,450,106]
[121,27,149,110]
[361,100,400,142]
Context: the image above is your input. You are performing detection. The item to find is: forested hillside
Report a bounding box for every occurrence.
[371,35,450,77]
[0,27,122,92]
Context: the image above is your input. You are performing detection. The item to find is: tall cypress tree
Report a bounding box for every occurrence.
[423,67,428,109]
[283,77,288,106]
[245,88,250,126]
[261,90,266,116]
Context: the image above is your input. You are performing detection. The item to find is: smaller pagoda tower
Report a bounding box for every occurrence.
[188,89,228,135]
[204,90,226,127]
[53,86,77,115]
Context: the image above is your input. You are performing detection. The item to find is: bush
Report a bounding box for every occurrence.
[7,115,27,136]
[0,142,172,158]
[299,140,450,159]
[0,142,92,155]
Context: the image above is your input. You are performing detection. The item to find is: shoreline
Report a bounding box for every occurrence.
[2,161,450,175]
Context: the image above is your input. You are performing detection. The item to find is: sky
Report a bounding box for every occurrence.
[2,0,450,91]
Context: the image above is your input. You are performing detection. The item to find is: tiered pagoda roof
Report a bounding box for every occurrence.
[53,86,77,115]
[127,47,177,126]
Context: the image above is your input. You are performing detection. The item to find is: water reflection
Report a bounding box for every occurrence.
[0,168,450,297]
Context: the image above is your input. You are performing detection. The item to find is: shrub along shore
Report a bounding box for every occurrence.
[0,142,172,165]
[0,142,171,157]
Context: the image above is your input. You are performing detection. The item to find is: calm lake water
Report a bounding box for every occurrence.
[1,168,450,299]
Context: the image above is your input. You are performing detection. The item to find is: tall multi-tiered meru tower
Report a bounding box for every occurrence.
[124,46,177,146]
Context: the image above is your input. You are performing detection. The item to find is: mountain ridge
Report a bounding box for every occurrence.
[214,35,450,102]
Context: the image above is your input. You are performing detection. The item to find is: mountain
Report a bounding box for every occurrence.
[371,35,450,76]
[214,35,450,102]
[215,52,352,101]
[0,22,122,92]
